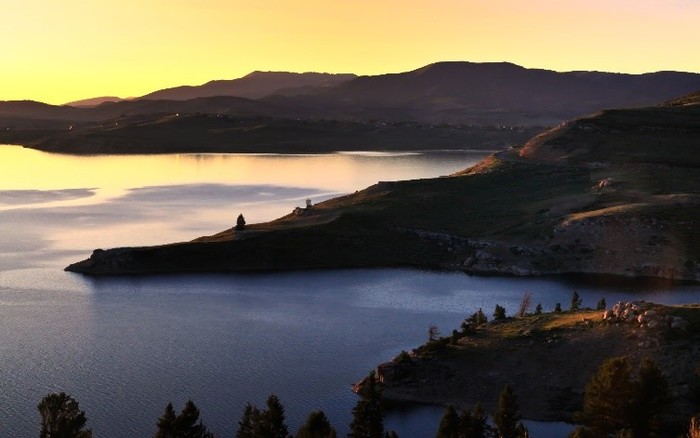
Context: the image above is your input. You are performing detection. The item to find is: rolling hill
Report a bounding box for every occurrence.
[139,71,356,101]
[4,62,700,130]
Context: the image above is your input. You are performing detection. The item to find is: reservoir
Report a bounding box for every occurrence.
[2,145,699,437]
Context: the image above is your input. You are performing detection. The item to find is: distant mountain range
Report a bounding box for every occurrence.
[2,62,700,127]
[139,71,357,101]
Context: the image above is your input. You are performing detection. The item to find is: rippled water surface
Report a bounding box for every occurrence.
[2,145,699,437]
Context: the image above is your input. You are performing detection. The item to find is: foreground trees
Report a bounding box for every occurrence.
[38,392,92,438]
[296,411,337,438]
[155,399,214,438]
[435,403,491,438]
[572,357,668,437]
[435,386,528,438]
[236,394,291,438]
[348,371,384,438]
[493,385,528,438]
[33,356,673,438]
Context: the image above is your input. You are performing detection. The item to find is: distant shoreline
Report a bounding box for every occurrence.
[0,115,542,155]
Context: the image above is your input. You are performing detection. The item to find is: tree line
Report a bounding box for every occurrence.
[33,355,693,438]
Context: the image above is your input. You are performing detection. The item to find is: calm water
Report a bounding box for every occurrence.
[2,145,700,437]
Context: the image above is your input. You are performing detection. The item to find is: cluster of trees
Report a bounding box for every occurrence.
[155,400,214,438]
[570,357,669,437]
[34,372,396,437]
[436,385,528,438]
[32,354,698,438]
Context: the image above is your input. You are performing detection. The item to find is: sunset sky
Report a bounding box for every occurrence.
[2,0,699,105]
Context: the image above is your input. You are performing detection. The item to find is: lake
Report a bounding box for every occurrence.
[2,145,700,437]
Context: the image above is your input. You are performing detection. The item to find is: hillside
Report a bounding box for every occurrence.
[362,303,700,433]
[66,92,700,280]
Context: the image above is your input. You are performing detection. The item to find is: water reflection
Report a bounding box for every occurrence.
[0,144,487,198]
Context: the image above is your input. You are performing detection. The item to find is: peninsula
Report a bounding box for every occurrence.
[66,91,700,281]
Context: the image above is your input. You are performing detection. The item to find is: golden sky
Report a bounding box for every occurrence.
[2,0,699,105]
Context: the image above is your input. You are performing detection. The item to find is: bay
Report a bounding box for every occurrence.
[1,145,698,437]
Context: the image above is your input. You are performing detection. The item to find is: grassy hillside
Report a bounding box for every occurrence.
[66,93,700,280]
[367,303,700,433]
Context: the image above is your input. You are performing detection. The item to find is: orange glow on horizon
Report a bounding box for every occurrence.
[1,0,699,105]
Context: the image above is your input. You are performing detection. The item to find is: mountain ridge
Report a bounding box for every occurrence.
[139,71,356,101]
[3,61,700,135]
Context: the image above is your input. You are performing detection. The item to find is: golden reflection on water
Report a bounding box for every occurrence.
[0,146,438,192]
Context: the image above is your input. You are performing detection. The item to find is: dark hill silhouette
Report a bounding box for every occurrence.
[0,100,83,120]
[88,96,277,119]
[264,62,700,125]
[65,96,126,107]
[0,96,277,122]
[3,62,700,127]
[139,71,356,101]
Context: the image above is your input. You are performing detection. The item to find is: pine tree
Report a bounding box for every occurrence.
[596,298,606,310]
[237,403,259,438]
[493,385,523,438]
[570,291,582,311]
[534,303,543,315]
[435,405,458,438]
[493,304,506,321]
[349,371,384,438]
[296,410,337,438]
[262,394,290,438]
[458,403,491,438]
[38,392,92,438]
[236,213,246,231]
[155,400,213,438]
[554,303,562,313]
[576,357,634,435]
[630,359,668,437]
[155,402,177,438]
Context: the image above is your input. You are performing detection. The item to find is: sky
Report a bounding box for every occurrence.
[2,0,699,105]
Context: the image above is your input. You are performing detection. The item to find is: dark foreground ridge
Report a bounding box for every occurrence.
[67,93,700,280]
